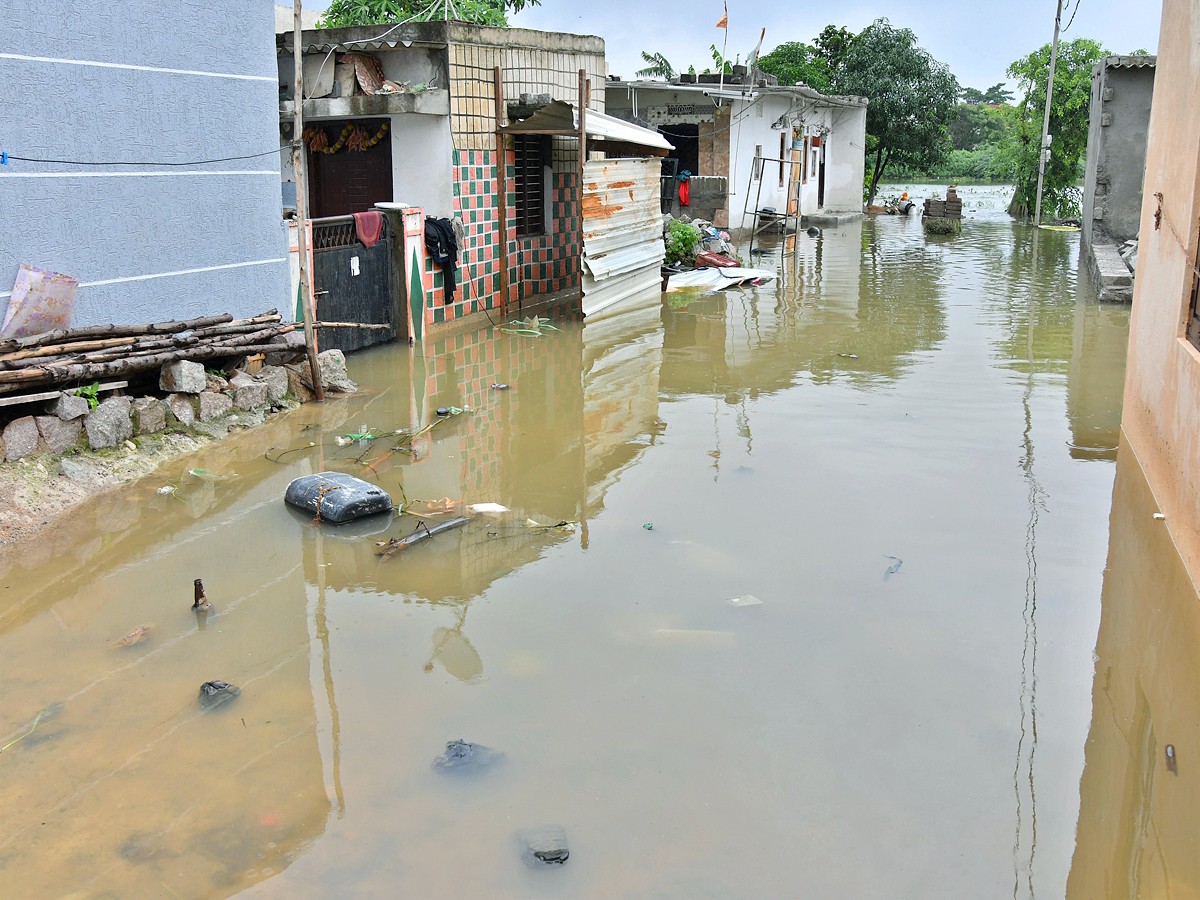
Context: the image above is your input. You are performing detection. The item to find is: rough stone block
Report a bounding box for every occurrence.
[264,331,308,366]
[3,416,42,461]
[258,365,289,403]
[160,360,207,394]
[286,365,315,402]
[205,372,230,393]
[198,391,233,422]
[229,372,257,390]
[85,397,133,449]
[51,391,90,421]
[318,349,358,393]
[1091,242,1134,287]
[131,397,167,435]
[167,393,196,427]
[36,415,82,454]
[232,381,268,411]
[59,457,95,483]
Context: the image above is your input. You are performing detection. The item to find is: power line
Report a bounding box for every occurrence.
[2,146,291,167]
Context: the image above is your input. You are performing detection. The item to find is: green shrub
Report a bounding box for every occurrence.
[664,221,702,266]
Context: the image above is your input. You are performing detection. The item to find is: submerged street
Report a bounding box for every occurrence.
[1,186,1192,897]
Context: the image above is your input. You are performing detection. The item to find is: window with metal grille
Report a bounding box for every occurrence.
[514,136,547,237]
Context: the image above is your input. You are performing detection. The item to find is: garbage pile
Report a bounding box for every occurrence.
[661,214,776,292]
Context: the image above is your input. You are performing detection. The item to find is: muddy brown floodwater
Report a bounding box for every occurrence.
[1,186,1195,897]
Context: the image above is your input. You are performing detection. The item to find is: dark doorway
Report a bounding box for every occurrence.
[307,118,394,218]
[818,144,826,208]
[661,123,699,176]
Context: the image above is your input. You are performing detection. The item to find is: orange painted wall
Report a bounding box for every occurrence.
[1121,0,1200,584]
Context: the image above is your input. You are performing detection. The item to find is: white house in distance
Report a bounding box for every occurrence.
[605,71,866,230]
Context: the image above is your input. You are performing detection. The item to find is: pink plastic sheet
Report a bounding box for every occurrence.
[2,263,79,338]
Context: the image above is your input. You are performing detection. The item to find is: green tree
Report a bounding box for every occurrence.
[318,0,540,28]
[635,51,675,80]
[834,19,960,205]
[1006,37,1107,219]
[981,82,1014,104]
[813,25,855,79]
[757,41,830,90]
[949,103,1009,150]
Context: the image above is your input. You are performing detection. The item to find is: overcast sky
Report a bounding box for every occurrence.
[302,0,1163,92]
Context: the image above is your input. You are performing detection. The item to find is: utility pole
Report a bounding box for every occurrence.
[1033,0,1063,227]
[293,0,325,401]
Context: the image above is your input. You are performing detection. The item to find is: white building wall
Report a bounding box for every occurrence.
[389,115,455,218]
[727,92,866,227]
[821,104,867,213]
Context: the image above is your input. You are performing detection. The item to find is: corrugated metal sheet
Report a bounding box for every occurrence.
[581,157,665,317]
[1103,55,1157,69]
[498,100,674,151]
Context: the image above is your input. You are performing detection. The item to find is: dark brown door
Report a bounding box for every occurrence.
[307,118,393,217]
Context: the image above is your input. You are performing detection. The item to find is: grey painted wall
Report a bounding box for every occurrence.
[1082,58,1156,247]
[0,0,289,327]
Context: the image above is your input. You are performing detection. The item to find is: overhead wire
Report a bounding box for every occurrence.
[1061,0,1082,33]
[3,146,290,167]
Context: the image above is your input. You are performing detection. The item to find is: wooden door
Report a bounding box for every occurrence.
[307,118,394,218]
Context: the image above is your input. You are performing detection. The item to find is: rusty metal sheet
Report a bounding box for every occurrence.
[581,158,665,318]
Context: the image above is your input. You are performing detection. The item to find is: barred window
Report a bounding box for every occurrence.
[514,136,547,237]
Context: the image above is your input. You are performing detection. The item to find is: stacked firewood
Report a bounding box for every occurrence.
[0,310,300,396]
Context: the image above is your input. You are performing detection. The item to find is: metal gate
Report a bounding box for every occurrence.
[311,215,397,354]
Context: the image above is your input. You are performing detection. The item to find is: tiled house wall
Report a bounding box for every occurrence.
[418,26,603,325]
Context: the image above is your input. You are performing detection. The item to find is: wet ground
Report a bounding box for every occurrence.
[1,185,1194,897]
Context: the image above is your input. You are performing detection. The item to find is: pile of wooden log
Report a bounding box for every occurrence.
[0,310,300,397]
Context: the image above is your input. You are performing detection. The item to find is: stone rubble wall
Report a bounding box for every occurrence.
[0,352,357,463]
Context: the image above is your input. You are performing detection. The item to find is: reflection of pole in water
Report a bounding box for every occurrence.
[314,528,346,817]
[1012,329,1044,898]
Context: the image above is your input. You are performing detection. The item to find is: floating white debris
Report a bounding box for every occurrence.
[470,502,509,514]
[665,267,777,292]
[156,485,176,495]
[727,594,763,607]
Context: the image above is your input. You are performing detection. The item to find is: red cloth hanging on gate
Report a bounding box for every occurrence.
[678,180,690,207]
[353,210,384,248]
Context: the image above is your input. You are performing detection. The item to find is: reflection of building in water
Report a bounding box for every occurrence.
[661,217,949,396]
[0,432,332,897]
[1067,439,1200,897]
[1066,267,1130,461]
[301,300,665,680]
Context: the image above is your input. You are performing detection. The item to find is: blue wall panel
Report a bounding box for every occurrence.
[0,0,289,327]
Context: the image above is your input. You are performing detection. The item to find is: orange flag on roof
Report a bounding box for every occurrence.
[715,12,728,27]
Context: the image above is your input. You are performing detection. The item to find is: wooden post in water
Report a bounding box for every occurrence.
[293,0,325,400]
[493,66,510,320]
[578,68,588,305]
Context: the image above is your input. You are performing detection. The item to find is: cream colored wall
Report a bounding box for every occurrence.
[1122,0,1200,583]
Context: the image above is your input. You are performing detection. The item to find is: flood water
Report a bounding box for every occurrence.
[1,185,1194,897]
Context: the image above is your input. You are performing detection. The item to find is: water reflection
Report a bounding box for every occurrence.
[1068,437,1200,896]
[0,441,332,896]
[663,215,948,399]
[0,189,1149,896]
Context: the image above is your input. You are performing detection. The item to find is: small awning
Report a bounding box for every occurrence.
[498,100,673,151]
